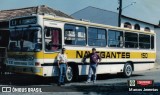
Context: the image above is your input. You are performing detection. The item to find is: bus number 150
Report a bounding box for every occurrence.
[141,53,148,58]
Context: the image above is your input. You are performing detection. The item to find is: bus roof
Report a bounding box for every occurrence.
[10,14,155,35]
[43,15,155,35]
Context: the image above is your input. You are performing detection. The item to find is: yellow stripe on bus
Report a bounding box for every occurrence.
[65,50,156,59]
[8,50,156,59]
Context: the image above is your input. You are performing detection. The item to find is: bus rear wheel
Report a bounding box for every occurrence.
[123,63,133,78]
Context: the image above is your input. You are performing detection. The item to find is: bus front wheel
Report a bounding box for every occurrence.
[66,66,73,82]
[65,65,79,82]
[123,63,133,78]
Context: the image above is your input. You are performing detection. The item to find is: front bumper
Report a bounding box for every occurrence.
[6,65,43,76]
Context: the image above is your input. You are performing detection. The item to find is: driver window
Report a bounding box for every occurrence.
[44,27,62,52]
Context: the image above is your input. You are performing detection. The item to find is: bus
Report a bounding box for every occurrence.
[6,14,156,82]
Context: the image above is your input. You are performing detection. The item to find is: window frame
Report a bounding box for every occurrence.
[139,34,151,49]
[144,27,150,32]
[64,24,87,46]
[134,24,140,30]
[88,27,107,47]
[108,29,124,48]
[124,32,138,49]
[44,26,62,52]
[124,22,132,29]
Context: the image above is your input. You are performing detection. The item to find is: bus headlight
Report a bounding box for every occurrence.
[35,62,40,66]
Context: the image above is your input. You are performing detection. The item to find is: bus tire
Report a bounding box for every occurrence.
[65,65,79,82]
[123,63,133,78]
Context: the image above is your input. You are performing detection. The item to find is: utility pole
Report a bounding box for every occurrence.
[118,0,122,27]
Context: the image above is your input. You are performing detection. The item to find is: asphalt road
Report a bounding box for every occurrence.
[0,66,160,95]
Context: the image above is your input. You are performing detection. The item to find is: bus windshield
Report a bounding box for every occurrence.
[9,27,42,52]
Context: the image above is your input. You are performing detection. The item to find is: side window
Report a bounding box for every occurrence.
[124,22,132,29]
[88,27,106,47]
[145,27,150,32]
[139,34,150,49]
[151,35,154,49]
[108,30,123,47]
[64,24,86,45]
[44,27,62,52]
[125,32,138,48]
[134,24,140,30]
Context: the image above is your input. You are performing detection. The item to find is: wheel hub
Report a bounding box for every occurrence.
[126,65,132,76]
[66,67,73,81]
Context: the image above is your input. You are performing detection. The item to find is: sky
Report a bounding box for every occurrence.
[0,0,160,25]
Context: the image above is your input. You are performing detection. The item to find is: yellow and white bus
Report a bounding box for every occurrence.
[6,14,156,82]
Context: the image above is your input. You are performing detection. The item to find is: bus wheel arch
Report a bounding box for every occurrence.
[123,62,134,78]
[126,61,134,71]
[65,62,79,82]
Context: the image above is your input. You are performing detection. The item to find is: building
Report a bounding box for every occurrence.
[71,6,157,32]
[72,6,118,26]
[71,6,160,64]
[0,5,72,20]
[121,15,156,33]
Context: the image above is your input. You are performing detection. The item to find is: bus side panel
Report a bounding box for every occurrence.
[78,64,124,75]
[43,66,59,77]
[42,58,59,77]
[134,63,154,71]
